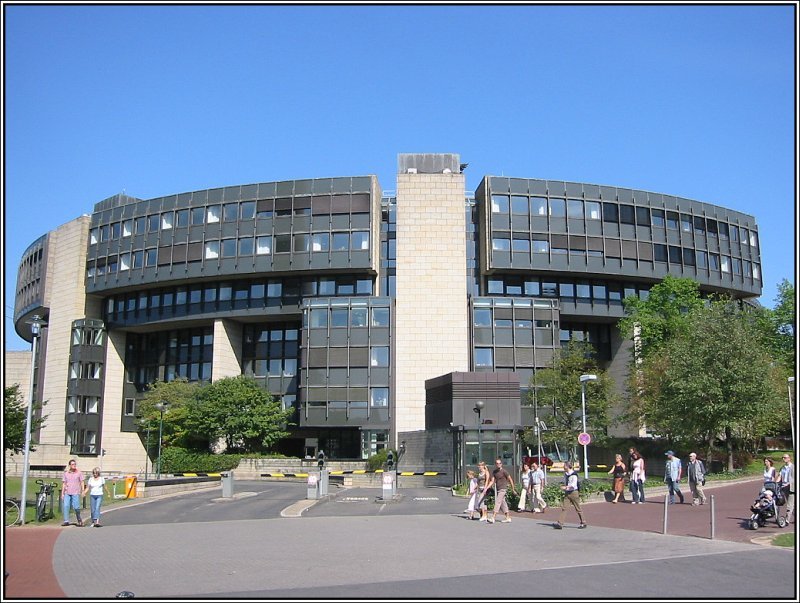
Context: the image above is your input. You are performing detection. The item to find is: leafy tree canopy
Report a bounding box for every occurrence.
[626,300,785,470]
[618,275,705,358]
[184,375,294,454]
[523,340,617,458]
[4,384,46,454]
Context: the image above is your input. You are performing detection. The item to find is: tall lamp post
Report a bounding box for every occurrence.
[579,374,598,481]
[473,400,484,464]
[20,315,46,525]
[154,401,169,479]
[788,377,795,451]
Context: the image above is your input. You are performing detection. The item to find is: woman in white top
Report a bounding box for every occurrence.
[763,458,777,483]
[84,467,110,527]
[630,450,647,504]
[517,463,531,512]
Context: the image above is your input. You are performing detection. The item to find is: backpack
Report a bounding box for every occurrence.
[563,471,581,491]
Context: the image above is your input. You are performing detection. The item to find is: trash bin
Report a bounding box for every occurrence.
[221,471,234,498]
[124,475,138,499]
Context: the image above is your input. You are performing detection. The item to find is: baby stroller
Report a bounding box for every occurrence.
[748,481,787,530]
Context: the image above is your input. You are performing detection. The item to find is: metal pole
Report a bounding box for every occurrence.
[144,426,151,481]
[20,316,42,526]
[710,494,716,540]
[581,382,589,480]
[788,378,795,452]
[662,493,669,534]
[477,409,483,464]
[156,408,164,479]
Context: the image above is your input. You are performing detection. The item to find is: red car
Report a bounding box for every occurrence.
[523,454,553,468]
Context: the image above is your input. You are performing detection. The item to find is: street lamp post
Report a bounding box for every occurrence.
[20,315,45,525]
[154,401,169,479]
[788,377,795,451]
[474,400,485,464]
[579,374,598,481]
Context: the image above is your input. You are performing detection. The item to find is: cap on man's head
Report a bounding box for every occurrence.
[665,450,675,456]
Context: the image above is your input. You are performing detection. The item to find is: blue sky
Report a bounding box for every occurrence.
[3,4,796,351]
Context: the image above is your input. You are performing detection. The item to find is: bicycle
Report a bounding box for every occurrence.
[4,498,21,527]
[35,480,58,522]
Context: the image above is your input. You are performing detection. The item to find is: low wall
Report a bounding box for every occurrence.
[136,476,220,499]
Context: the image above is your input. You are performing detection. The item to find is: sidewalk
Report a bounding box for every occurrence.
[1,475,783,598]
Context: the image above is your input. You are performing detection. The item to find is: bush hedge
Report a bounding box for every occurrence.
[158,447,287,474]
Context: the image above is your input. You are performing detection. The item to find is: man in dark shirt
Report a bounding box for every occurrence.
[489,458,515,524]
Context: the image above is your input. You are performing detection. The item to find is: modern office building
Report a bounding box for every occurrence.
[9,153,762,475]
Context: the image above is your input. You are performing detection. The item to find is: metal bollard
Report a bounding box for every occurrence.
[662,493,669,534]
[221,471,234,498]
[710,494,715,539]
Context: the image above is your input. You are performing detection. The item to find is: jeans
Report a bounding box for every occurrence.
[666,477,684,503]
[62,493,82,523]
[630,479,645,503]
[90,494,103,522]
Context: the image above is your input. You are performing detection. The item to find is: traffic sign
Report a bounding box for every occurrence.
[578,432,592,446]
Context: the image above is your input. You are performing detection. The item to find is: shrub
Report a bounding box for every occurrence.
[366,449,397,472]
[158,447,288,474]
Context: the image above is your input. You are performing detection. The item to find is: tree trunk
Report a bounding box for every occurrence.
[725,425,734,472]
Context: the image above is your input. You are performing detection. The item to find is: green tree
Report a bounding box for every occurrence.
[137,379,204,451]
[522,340,616,460]
[628,300,785,470]
[185,375,293,453]
[763,279,795,372]
[618,275,706,359]
[4,384,46,454]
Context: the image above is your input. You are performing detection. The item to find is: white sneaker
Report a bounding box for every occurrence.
[488,517,495,524]
[501,518,512,523]
[479,516,487,522]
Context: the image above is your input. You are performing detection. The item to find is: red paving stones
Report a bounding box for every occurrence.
[3,525,66,598]
[516,478,792,544]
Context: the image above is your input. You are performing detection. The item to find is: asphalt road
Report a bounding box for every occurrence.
[52,478,794,599]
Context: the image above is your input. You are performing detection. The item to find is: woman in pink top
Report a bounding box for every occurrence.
[629,450,647,504]
[61,459,85,526]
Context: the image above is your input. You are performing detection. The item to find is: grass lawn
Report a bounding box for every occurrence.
[4,476,129,526]
[771,532,795,548]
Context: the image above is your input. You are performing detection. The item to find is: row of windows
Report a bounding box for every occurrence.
[490,195,758,249]
[307,306,391,329]
[490,237,761,279]
[485,276,652,301]
[474,310,554,329]
[242,324,300,379]
[304,387,389,408]
[69,362,102,380]
[71,326,105,346]
[90,195,372,244]
[87,231,370,277]
[125,328,214,391]
[66,395,100,414]
[67,429,97,455]
[104,277,375,322]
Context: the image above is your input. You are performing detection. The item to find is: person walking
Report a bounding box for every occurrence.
[630,450,646,504]
[777,453,795,524]
[60,459,85,527]
[607,454,627,503]
[489,457,515,524]
[85,467,110,526]
[475,461,491,522]
[763,458,777,483]
[686,452,707,506]
[517,463,531,512]
[530,461,547,513]
[664,450,684,504]
[554,462,586,529]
